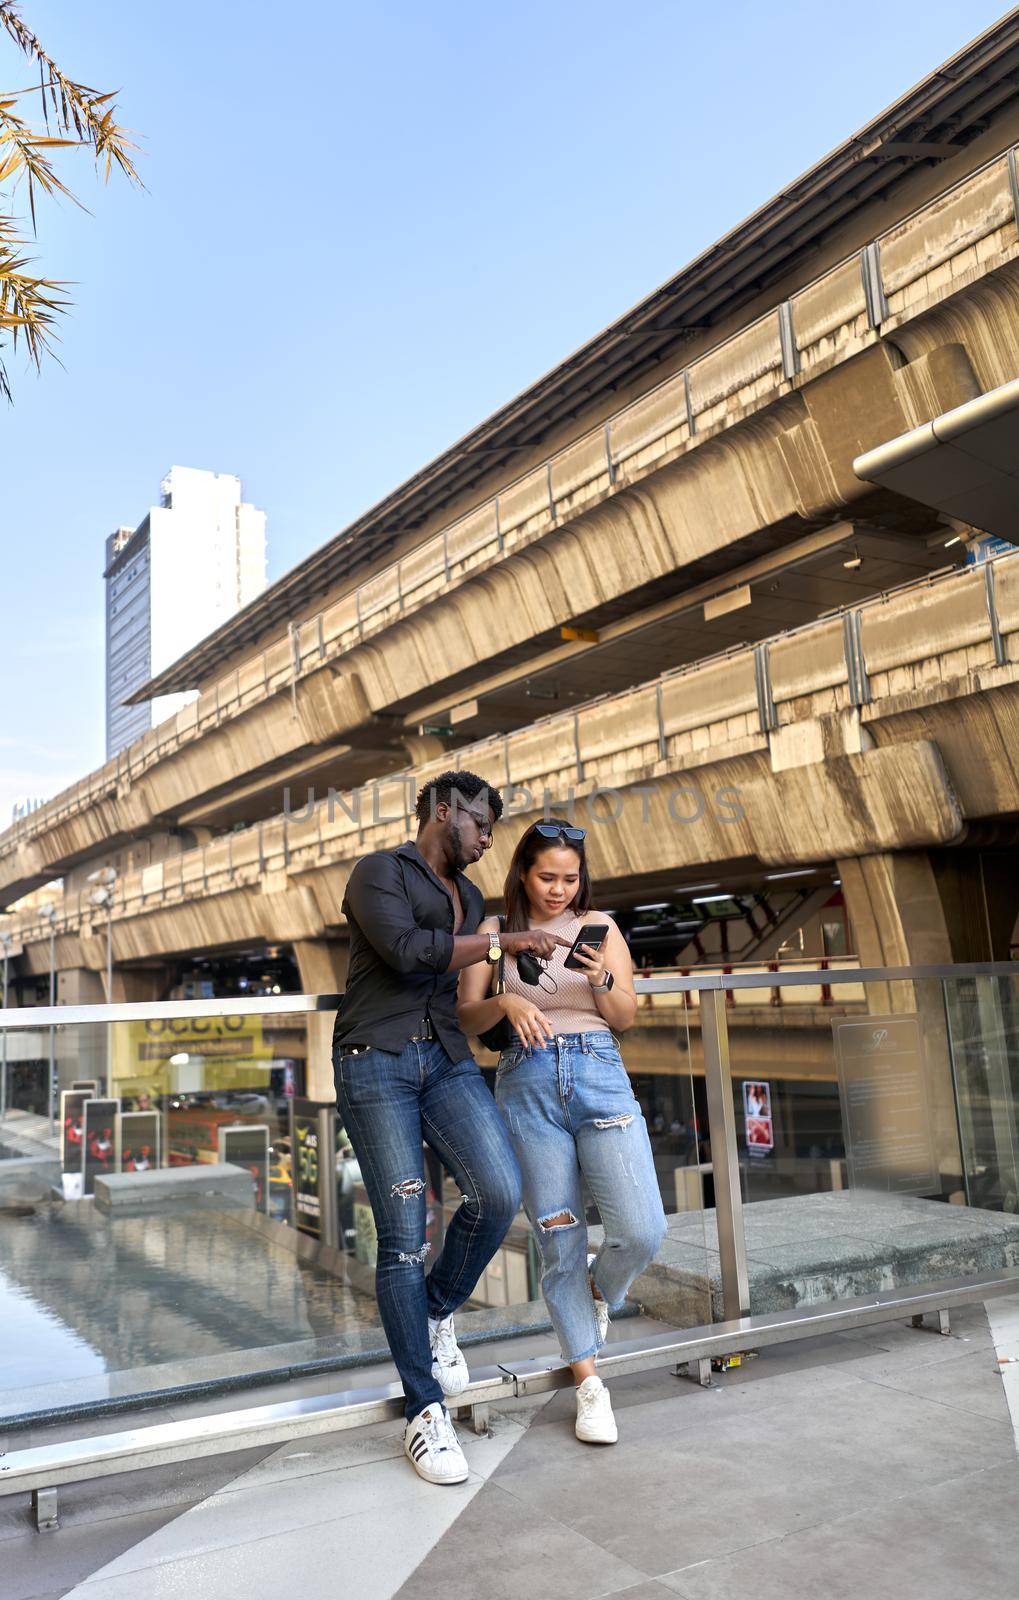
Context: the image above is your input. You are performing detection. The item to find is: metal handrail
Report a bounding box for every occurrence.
[8,1269,1019,1529]
[0,960,1014,1029]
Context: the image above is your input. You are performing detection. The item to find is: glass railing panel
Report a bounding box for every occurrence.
[944,971,1019,1213]
[0,997,711,1424]
[9,966,1013,1421]
[628,988,713,1329]
[718,967,1019,1317]
[0,1010,337,1423]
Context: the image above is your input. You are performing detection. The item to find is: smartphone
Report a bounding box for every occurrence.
[563,923,609,969]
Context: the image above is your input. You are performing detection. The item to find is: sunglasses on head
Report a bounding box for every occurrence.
[529,822,586,842]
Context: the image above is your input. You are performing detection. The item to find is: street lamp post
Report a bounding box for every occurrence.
[86,867,118,1092]
[0,930,13,1121]
[39,905,58,1133]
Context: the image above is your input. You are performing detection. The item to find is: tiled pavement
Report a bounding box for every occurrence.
[5,1301,1018,1600]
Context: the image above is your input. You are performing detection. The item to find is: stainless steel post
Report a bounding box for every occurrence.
[0,946,7,1120]
[318,1106,339,1249]
[700,987,750,1318]
[106,907,113,1094]
[48,923,56,1134]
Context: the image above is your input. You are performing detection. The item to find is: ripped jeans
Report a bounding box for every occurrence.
[496,1030,666,1364]
[334,1040,520,1421]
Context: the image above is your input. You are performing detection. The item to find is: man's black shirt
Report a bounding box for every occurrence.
[332,841,485,1060]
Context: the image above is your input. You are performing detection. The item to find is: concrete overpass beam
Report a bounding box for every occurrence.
[769,709,875,772]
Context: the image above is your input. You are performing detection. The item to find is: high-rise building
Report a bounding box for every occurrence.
[105,467,267,757]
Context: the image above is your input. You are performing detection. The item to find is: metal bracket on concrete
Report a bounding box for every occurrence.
[754,643,777,732]
[860,241,889,327]
[1008,146,1019,230]
[985,559,1007,666]
[573,712,584,782]
[454,1401,491,1437]
[655,681,667,761]
[843,610,871,706]
[912,1308,951,1337]
[605,421,617,485]
[778,301,799,380]
[674,1357,713,1388]
[683,370,695,436]
[32,1487,58,1532]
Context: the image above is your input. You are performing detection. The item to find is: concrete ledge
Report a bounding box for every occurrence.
[0,1156,60,1208]
[94,1163,255,1216]
[630,1191,1019,1324]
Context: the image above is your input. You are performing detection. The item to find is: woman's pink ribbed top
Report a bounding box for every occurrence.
[501,908,609,1035]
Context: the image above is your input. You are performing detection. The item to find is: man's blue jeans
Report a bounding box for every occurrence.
[334,1038,521,1421]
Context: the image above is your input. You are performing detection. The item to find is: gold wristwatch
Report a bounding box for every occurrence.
[486,930,503,963]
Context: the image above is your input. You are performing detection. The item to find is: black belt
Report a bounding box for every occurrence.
[343,1017,435,1056]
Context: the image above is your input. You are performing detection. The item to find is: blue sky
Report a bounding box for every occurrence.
[0,1,1008,821]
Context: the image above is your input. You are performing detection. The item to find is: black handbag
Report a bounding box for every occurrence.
[478,916,515,1053]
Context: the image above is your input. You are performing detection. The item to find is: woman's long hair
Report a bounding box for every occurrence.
[502,818,595,931]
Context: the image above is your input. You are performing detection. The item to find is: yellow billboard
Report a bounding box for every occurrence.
[112,1014,273,1097]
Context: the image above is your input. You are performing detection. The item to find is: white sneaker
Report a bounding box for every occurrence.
[588,1253,610,1346]
[429,1313,470,1397]
[404,1404,469,1484]
[575,1375,618,1444]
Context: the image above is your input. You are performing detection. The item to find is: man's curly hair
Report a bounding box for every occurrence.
[414,769,504,827]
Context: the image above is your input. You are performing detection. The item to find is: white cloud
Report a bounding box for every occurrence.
[0,759,85,829]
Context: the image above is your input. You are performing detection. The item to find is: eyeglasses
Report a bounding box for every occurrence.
[530,823,586,842]
[458,808,494,839]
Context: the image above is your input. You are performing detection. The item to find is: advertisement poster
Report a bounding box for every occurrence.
[60,1088,94,1174]
[82,1098,121,1195]
[111,1014,272,1100]
[217,1123,270,1213]
[119,1111,161,1172]
[832,1015,938,1193]
[291,1098,325,1238]
[742,1080,774,1153]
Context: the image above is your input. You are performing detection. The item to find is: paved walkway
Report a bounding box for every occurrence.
[5,1298,1019,1600]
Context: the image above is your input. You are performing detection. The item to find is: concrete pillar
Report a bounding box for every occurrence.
[54,968,107,1093]
[837,851,965,1194]
[839,852,955,971]
[292,940,349,1102]
[930,848,1019,1208]
[837,848,1019,969]
[110,968,169,1004]
[926,851,996,964]
[401,732,456,767]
